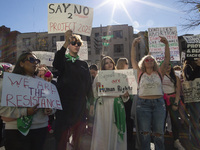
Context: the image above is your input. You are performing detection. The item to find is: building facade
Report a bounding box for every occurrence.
[0,25,20,64]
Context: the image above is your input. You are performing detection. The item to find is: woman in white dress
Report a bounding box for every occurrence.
[90,56,127,150]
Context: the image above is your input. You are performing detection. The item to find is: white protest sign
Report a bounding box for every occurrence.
[183,34,200,43]
[148,27,180,62]
[97,69,137,96]
[33,51,55,67]
[48,3,93,36]
[56,41,88,60]
[1,72,62,110]
[182,78,200,103]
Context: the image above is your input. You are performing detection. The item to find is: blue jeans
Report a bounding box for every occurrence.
[136,97,166,150]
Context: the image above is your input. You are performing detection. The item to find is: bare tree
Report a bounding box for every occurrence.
[177,0,200,30]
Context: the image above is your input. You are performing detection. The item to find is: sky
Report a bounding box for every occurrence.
[0,0,199,36]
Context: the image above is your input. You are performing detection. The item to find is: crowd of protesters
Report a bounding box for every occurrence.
[0,30,199,150]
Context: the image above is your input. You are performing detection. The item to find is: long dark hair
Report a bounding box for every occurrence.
[168,67,177,87]
[100,56,116,70]
[13,52,36,75]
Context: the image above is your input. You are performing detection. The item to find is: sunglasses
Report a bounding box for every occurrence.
[24,57,40,64]
[144,58,154,62]
[70,41,82,46]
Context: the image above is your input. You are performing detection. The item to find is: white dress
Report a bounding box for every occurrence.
[90,75,127,150]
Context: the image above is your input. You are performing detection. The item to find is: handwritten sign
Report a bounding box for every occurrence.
[1,73,62,110]
[182,78,200,103]
[56,41,88,60]
[48,3,93,36]
[97,69,137,96]
[183,34,200,43]
[33,51,55,67]
[148,27,180,61]
[185,43,200,60]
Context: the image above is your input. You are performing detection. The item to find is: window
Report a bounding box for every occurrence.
[113,30,123,39]
[95,49,100,55]
[60,36,64,41]
[95,33,99,37]
[88,47,91,55]
[52,36,56,47]
[87,36,91,41]
[103,32,107,36]
[114,44,124,53]
[23,38,31,46]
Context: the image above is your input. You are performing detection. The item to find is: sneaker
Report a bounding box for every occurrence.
[174,139,185,150]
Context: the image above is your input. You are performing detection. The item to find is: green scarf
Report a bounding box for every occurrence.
[114,97,126,140]
[17,115,33,136]
[65,53,79,63]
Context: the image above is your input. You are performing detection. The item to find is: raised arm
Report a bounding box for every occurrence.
[131,37,141,75]
[53,30,72,71]
[159,36,170,76]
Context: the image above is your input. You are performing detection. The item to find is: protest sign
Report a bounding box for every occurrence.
[148,27,180,61]
[183,34,200,43]
[48,3,93,36]
[1,72,62,110]
[185,43,200,60]
[182,78,200,103]
[56,41,88,60]
[32,51,55,67]
[97,69,137,96]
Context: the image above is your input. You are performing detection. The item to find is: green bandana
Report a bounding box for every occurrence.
[65,53,79,63]
[114,97,126,140]
[17,115,33,136]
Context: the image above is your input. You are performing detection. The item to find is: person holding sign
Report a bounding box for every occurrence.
[53,30,94,150]
[162,62,185,150]
[0,52,55,150]
[91,56,127,150]
[182,58,200,149]
[116,58,135,150]
[131,36,170,150]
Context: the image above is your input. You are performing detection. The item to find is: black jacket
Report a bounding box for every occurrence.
[53,46,93,126]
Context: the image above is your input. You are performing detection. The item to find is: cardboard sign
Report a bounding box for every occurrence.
[186,43,200,60]
[1,73,62,110]
[56,41,88,60]
[97,69,137,96]
[182,78,200,103]
[183,34,200,43]
[48,3,93,36]
[148,27,180,61]
[32,51,55,67]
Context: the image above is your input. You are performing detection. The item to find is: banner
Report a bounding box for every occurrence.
[97,69,137,96]
[185,43,200,60]
[48,3,93,36]
[32,51,55,67]
[56,41,88,60]
[148,27,180,61]
[183,34,200,43]
[1,72,62,110]
[182,78,200,103]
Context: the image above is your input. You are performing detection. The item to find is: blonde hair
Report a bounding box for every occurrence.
[100,56,116,70]
[138,55,159,72]
[116,58,128,70]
